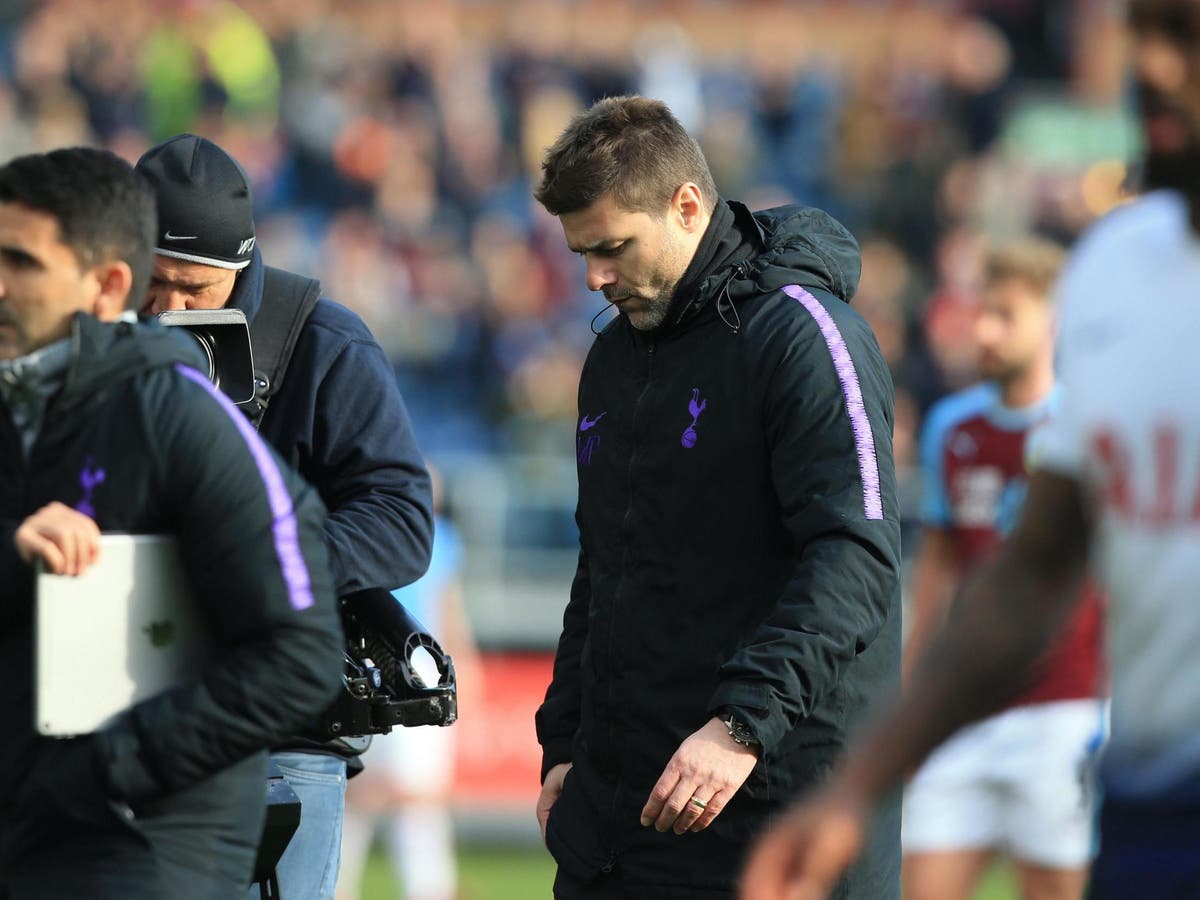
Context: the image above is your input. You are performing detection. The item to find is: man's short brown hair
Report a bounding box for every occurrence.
[534,96,718,217]
[984,237,1066,298]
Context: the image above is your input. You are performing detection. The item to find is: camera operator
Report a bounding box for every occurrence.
[0,147,344,899]
[135,134,434,900]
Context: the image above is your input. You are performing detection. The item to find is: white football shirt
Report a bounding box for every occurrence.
[1039,190,1200,797]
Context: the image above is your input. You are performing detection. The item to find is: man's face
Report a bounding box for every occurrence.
[973,276,1053,385]
[143,257,237,315]
[0,203,105,360]
[559,193,693,331]
[1132,22,1200,195]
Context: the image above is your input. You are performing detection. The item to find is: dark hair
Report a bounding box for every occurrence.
[1129,0,1200,40]
[0,147,157,304]
[535,96,719,217]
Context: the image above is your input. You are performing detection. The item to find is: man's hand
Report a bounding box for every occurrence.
[14,502,100,576]
[537,762,573,846]
[641,717,758,835]
[739,783,867,900]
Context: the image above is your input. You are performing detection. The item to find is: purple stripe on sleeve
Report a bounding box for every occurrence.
[175,364,315,610]
[781,285,884,521]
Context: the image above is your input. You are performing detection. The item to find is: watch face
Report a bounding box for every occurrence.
[726,715,759,745]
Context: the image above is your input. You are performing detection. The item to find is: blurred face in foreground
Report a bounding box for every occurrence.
[973,276,1053,386]
[1131,1,1200,197]
[558,187,702,331]
[0,202,130,360]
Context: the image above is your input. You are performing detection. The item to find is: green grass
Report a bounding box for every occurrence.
[358,847,1019,899]
[360,845,557,900]
[975,863,1019,900]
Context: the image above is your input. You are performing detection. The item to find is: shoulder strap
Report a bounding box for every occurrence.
[246,266,321,430]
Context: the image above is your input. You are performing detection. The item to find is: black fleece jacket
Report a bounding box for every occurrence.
[0,316,343,880]
[536,201,901,899]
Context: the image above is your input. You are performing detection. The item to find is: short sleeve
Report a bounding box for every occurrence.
[918,408,953,527]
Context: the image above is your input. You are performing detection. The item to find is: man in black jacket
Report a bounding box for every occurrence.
[135,134,434,900]
[0,147,344,898]
[533,96,902,899]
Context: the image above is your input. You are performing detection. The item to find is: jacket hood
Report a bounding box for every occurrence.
[598,202,861,340]
[732,205,861,305]
[56,312,209,413]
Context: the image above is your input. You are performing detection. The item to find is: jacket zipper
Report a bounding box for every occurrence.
[603,339,654,870]
[609,343,655,753]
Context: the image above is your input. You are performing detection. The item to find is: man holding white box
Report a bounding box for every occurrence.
[0,147,343,899]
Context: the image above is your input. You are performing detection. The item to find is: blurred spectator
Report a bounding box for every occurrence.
[139,0,280,139]
[0,0,1138,591]
[0,7,1149,894]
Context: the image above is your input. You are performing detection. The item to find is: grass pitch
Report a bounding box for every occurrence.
[356,846,1020,899]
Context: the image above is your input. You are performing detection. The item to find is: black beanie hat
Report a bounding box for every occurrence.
[135,134,256,271]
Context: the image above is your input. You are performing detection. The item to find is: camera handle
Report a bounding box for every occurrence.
[315,588,458,739]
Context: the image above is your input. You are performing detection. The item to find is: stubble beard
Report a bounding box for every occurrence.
[976,347,1023,387]
[0,317,26,361]
[624,288,674,331]
[622,233,688,332]
[1144,143,1200,195]
[1139,82,1200,211]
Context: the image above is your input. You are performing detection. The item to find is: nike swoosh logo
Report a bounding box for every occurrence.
[164,231,198,241]
[580,412,606,432]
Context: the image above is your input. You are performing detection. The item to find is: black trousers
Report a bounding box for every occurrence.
[554,865,632,900]
[2,745,266,900]
[553,864,736,900]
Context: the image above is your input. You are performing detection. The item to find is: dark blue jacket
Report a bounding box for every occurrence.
[228,248,433,597]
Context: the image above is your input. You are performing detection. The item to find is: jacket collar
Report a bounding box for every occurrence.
[225,245,266,324]
[647,199,762,339]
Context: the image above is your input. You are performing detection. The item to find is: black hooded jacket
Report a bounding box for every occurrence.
[536,202,901,898]
[0,315,343,897]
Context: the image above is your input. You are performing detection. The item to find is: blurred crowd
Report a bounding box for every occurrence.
[0,0,1136,548]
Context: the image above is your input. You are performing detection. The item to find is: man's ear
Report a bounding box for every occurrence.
[672,182,706,234]
[89,260,134,321]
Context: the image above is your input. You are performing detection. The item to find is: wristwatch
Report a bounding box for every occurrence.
[720,709,761,751]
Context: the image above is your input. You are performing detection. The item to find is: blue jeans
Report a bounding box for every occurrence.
[250,752,347,900]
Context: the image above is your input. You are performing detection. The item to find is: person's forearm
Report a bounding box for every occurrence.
[536,550,592,779]
[100,618,344,802]
[711,530,899,753]
[840,547,1085,802]
[324,489,433,595]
